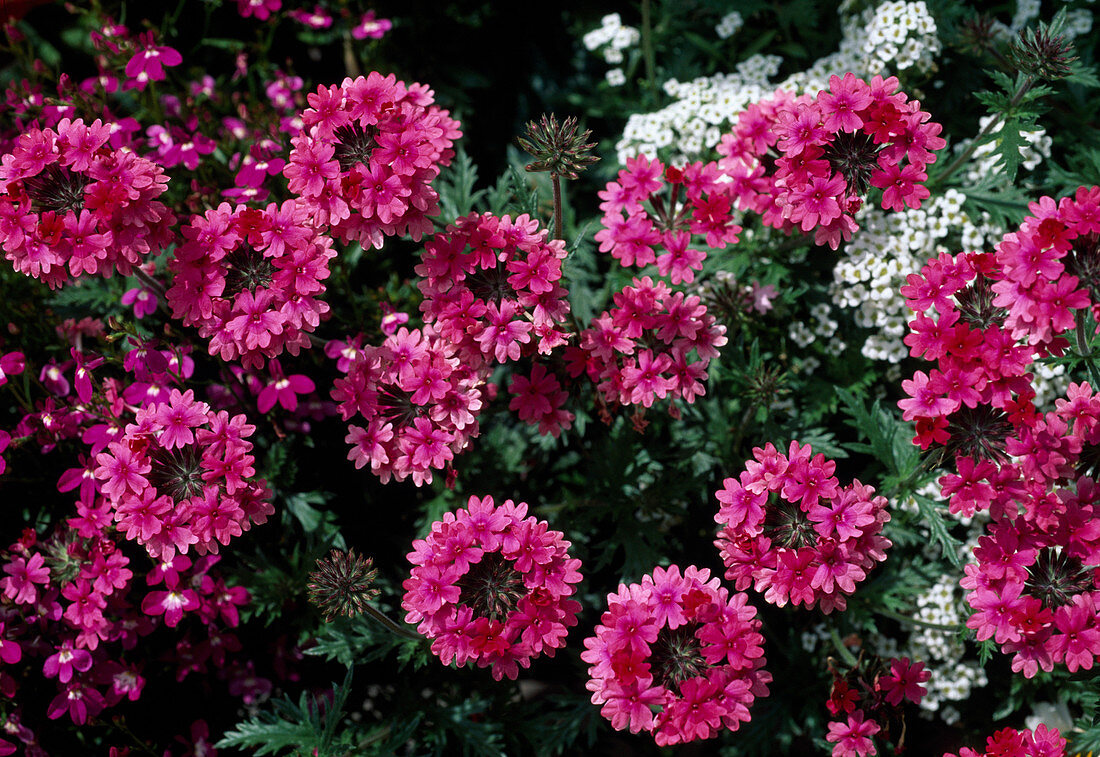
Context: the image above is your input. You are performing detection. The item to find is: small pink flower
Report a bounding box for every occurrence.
[352,10,392,40]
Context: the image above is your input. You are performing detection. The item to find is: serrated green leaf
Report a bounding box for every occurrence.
[911,493,965,569]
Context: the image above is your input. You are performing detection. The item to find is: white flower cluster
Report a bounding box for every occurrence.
[787,302,840,351]
[582,13,640,88]
[1011,0,1042,32]
[715,11,744,40]
[613,1,941,164]
[617,55,781,163]
[853,0,941,77]
[831,190,1002,364]
[1062,8,1094,39]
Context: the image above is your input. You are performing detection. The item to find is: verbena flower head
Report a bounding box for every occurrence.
[331,325,486,486]
[961,484,1100,678]
[992,187,1100,354]
[567,275,728,412]
[714,440,891,613]
[595,155,742,284]
[416,212,571,366]
[580,564,770,746]
[166,199,336,369]
[93,388,273,559]
[943,724,1066,757]
[0,119,175,288]
[718,75,944,249]
[401,495,582,680]
[285,72,461,248]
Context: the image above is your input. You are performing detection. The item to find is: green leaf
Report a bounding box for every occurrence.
[436,145,485,222]
[911,492,965,569]
[217,669,354,756]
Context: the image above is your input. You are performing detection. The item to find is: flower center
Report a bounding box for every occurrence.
[23,163,89,214]
[821,131,879,196]
[332,122,379,171]
[764,496,818,549]
[941,405,1014,464]
[466,263,517,305]
[224,246,276,296]
[148,445,206,502]
[375,385,426,427]
[457,552,526,623]
[1024,547,1095,609]
[650,624,707,693]
[954,275,1006,330]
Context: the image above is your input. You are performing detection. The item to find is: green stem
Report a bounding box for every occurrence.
[343,30,361,78]
[132,267,167,300]
[640,0,656,95]
[871,605,962,633]
[829,627,859,668]
[363,604,423,642]
[551,173,563,242]
[928,74,1037,189]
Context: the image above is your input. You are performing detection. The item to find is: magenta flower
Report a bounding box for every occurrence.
[714,441,891,613]
[0,119,175,288]
[237,0,281,20]
[879,657,930,706]
[417,212,570,367]
[141,585,200,627]
[94,388,273,559]
[352,10,392,40]
[596,157,740,284]
[718,75,943,248]
[825,710,879,757]
[167,200,335,368]
[1,552,50,605]
[121,286,157,319]
[568,276,727,412]
[42,641,92,683]
[256,360,316,413]
[581,565,770,746]
[285,72,461,247]
[124,32,182,90]
[402,495,582,680]
[333,325,485,486]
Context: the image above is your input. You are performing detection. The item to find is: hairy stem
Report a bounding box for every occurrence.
[552,173,563,242]
[363,604,424,642]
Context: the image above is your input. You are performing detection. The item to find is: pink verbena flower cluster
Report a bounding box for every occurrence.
[580,565,771,746]
[899,193,1100,677]
[331,326,485,485]
[899,250,1035,460]
[401,495,582,680]
[944,725,1066,757]
[0,118,174,287]
[595,156,741,284]
[285,72,461,247]
[166,200,336,368]
[94,388,273,559]
[567,276,727,411]
[824,655,929,757]
[717,74,944,249]
[416,212,571,365]
[992,186,1100,353]
[960,490,1100,678]
[714,440,891,613]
